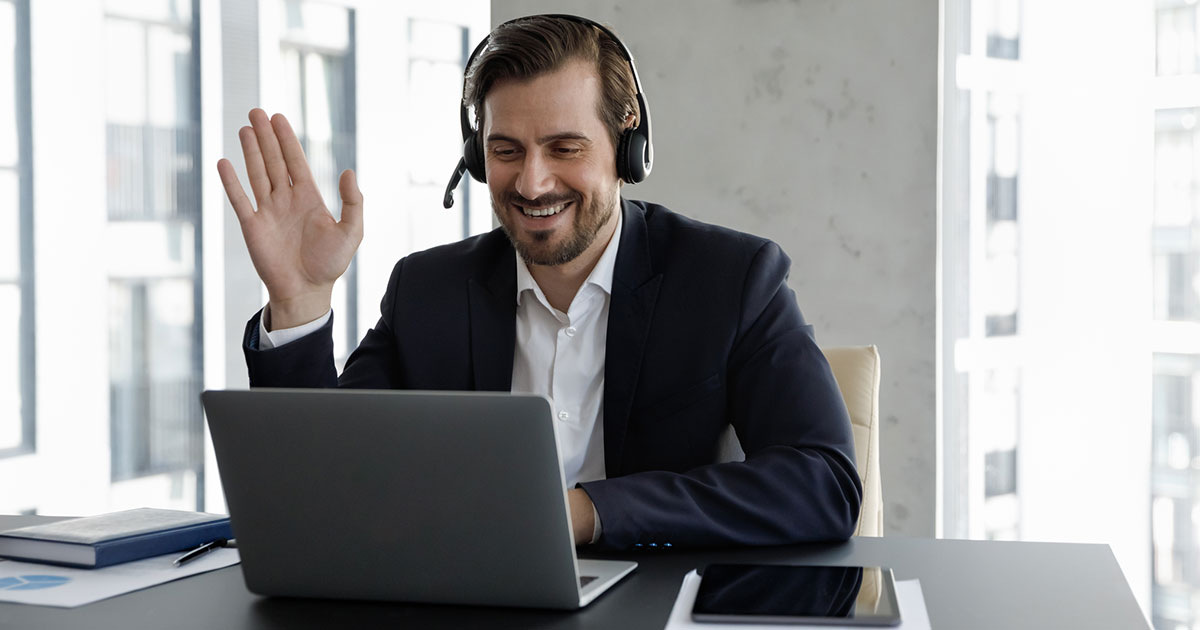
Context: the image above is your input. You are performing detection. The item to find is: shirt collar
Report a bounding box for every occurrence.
[515,206,623,306]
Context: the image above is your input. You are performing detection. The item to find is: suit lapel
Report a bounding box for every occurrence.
[468,245,517,392]
[604,200,662,475]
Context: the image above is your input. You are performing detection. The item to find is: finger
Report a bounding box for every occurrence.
[248,108,290,191]
[338,169,363,238]
[271,113,315,186]
[238,126,271,203]
[217,158,256,224]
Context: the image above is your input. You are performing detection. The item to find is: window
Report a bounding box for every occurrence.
[983,92,1020,338]
[104,0,203,492]
[1,0,487,519]
[1155,108,1200,322]
[407,18,472,239]
[942,0,1025,541]
[948,0,1155,614]
[0,0,32,459]
[983,0,1020,60]
[1152,355,1200,629]
[1159,0,1200,76]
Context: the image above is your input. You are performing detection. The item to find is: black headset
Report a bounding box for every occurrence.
[442,14,653,209]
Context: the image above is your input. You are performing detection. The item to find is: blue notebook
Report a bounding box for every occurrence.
[0,508,233,568]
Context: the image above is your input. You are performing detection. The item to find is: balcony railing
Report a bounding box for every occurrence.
[106,123,200,222]
[110,376,202,481]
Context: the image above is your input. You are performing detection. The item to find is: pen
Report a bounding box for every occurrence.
[173,538,229,567]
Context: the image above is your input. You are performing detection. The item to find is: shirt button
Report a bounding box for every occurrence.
[558,410,570,421]
[565,326,577,337]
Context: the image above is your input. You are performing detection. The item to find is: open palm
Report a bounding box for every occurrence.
[217,109,363,329]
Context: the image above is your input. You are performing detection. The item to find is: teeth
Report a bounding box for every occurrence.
[521,203,566,217]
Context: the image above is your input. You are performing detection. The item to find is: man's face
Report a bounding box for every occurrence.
[483,59,621,267]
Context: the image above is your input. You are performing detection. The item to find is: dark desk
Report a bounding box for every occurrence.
[0,515,1148,629]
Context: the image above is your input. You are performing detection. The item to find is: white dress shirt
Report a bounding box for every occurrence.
[510,210,621,490]
[258,211,622,544]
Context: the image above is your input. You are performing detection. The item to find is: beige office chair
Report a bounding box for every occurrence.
[822,346,885,615]
[822,345,883,538]
[715,345,883,537]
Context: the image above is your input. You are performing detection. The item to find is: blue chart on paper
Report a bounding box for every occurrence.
[0,575,71,590]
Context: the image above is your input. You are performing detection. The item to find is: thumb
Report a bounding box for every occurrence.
[338,169,363,236]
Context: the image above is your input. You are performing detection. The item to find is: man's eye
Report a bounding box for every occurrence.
[492,148,518,158]
[553,146,581,156]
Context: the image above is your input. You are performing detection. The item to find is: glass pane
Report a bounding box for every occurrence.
[280,0,349,50]
[1155,110,1196,229]
[104,19,147,126]
[109,278,199,480]
[0,284,20,450]
[1157,5,1199,76]
[0,169,17,281]
[985,0,1020,60]
[1151,355,1200,626]
[0,0,16,168]
[280,47,304,135]
[410,19,464,63]
[408,59,464,185]
[105,0,190,25]
[106,222,195,278]
[146,24,192,128]
[303,52,333,143]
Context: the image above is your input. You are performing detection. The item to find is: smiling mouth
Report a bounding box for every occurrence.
[517,201,570,218]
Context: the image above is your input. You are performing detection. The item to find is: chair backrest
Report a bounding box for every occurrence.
[713,345,883,537]
[821,345,883,537]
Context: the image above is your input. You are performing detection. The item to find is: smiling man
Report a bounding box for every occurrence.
[483,57,621,311]
[218,14,861,550]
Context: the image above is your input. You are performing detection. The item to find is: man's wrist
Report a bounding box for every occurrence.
[266,291,333,331]
[568,488,596,545]
[258,306,332,350]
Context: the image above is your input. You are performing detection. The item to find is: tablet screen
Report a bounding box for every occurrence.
[692,564,901,626]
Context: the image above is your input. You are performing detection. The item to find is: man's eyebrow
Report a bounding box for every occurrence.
[485,133,519,145]
[485,132,593,145]
[537,132,591,144]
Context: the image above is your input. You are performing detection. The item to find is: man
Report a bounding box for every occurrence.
[217,14,861,550]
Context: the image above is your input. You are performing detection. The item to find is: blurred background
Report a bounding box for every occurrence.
[1,0,1197,626]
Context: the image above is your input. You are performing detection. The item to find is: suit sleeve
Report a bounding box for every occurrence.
[242,260,408,389]
[580,242,863,549]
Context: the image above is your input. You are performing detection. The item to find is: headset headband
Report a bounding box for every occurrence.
[443,14,653,208]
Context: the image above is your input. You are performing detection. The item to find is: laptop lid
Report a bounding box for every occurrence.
[202,388,632,609]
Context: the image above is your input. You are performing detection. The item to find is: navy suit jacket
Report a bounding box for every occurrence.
[243,199,862,550]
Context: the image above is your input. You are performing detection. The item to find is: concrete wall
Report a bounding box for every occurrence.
[493,1,939,536]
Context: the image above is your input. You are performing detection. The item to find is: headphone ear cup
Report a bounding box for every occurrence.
[615,130,631,183]
[463,134,487,183]
[619,130,648,184]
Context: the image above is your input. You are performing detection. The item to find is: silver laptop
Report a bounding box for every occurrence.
[201,388,637,609]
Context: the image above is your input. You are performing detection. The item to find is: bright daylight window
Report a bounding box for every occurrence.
[0,0,488,517]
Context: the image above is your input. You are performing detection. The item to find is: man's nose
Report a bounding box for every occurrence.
[514,152,555,201]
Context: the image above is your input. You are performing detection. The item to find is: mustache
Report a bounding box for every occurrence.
[502,192,580,209]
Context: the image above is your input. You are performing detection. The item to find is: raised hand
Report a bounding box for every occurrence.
[217,109,363,330]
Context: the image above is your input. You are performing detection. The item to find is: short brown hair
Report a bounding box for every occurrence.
[463,15,639,152]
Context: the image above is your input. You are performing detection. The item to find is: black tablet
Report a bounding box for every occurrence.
[691,564,902,626]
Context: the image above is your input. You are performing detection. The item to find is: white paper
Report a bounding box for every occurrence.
[0,548,240,608]
[664,570,931,630]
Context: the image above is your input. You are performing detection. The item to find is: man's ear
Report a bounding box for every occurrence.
[623,112,637,130]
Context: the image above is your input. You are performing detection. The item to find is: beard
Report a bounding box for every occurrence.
[492,185,618,267]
